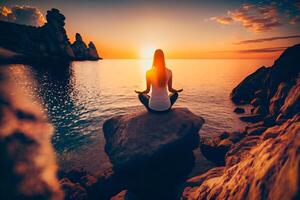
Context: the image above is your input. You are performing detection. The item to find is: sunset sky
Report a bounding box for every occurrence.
[1,0,300,59]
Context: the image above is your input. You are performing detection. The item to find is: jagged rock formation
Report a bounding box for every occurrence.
[183,44,300,200]
[0,8,101,63]
[88,42,100,60]
[97,108,205,199]
[71,33,99,60]
[0,68,63,199]
[182,115,300,200]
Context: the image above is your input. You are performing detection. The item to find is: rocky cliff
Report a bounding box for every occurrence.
[0,8,101,63]
[183,44,300,200]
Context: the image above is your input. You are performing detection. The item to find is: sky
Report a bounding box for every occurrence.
[1,0,300,59]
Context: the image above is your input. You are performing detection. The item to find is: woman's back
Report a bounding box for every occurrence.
[149,68,171,111]
[136,49,181,112]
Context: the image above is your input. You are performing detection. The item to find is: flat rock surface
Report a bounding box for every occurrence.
[103,107,205,170]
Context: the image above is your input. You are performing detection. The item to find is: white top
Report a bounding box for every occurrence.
[149,69,171,111]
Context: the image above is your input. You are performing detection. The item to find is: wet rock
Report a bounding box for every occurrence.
[233,107,245,114]
[103,108,204,199]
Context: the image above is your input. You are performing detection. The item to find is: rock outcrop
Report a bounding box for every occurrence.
[184,44,300,200]
[99,108,205,199]
[71,33,100,60]
[231,44,300,121]
[0,8,101,63]
[88,42,100,60]
[182,115,300,200]
[0,68,63,199]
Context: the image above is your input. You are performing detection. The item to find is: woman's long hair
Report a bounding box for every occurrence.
[152,49,167,87]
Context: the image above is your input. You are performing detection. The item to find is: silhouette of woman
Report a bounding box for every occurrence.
[135,49,183,112]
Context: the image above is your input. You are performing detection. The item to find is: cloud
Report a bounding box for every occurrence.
[210,16,233,25]
[0,6,45,27]
[238,46,287,53]
[235,35,300,44]
[211,3,282,32]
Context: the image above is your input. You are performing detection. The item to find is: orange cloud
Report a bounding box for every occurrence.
[210,16,233,24]
[0,5,45,27]
[211,3,282,32]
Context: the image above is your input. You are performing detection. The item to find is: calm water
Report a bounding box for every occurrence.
[5,59,274,174]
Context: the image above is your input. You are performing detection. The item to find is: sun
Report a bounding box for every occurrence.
[140,46,156,59]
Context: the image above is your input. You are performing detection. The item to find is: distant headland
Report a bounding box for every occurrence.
[0,8,101,64]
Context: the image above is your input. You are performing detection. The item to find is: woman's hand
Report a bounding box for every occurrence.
[170,88,183,93]
[135,90,149,94]
[134,90,143,94]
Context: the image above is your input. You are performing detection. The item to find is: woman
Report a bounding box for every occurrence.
[135,49,183,112]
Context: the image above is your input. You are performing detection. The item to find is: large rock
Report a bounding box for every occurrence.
[231,66,270,105]
[0,69,63,199]
[103,108,204,170]
[102,108,204,199]
[182,115,300,200]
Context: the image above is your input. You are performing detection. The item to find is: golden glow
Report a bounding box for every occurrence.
[139,59,152,75]
[140,46,156,59]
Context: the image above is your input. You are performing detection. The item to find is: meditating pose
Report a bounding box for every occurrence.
[135,49,183,112]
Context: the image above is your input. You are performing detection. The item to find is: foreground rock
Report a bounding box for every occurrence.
[102,108,204,199]
[0,8,101,63]
[183,115,300,200]
[0,69,63,199]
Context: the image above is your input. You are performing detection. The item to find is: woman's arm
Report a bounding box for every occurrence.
[143,71,151,93]
[168,72,183,93]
